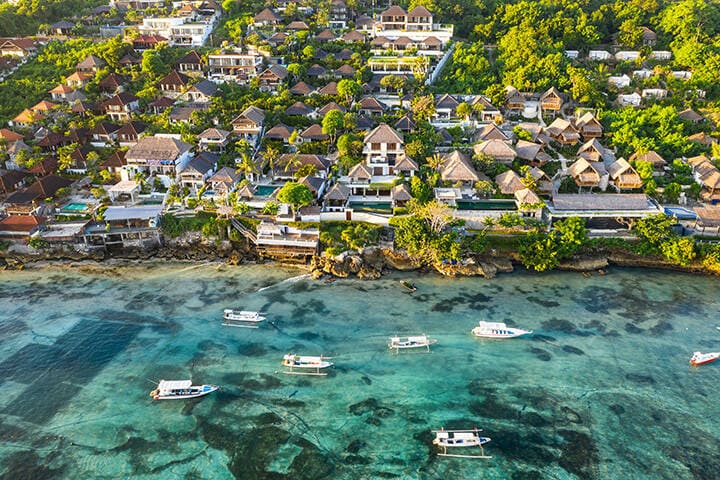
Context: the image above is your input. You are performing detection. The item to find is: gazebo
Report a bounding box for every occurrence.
[109,180,140,203]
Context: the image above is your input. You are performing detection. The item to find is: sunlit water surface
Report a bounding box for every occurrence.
[0,264,719,479]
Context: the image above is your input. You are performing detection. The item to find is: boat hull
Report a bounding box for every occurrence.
[152,385,219,400]
[471,328,532,339]
[690,353,720,366]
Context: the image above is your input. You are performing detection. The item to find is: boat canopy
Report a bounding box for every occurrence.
[407,335,428,343]
[477,321,507,329]
[158,380,192,390]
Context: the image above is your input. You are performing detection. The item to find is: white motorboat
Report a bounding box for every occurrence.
[150,380,219,400]
[690,351,720,366]
[222,309,266,328]
[472,321,532,339]
[388,335,437,352]
[433,428,492,458]
[281,354,333,376]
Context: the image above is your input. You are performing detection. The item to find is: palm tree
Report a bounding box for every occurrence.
[236,152,259,182]
[283,153,304,177]
[425,153,445,173]
[263,145,280,175]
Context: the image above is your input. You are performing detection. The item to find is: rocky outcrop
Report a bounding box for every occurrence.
[310,248,515,280]
[558,255,609,272]
[381,248,422,271]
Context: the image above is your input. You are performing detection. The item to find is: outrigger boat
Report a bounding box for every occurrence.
[222,309,266,328]
[281,354,333,376]
[472,321,532,339]
[432,428,492,459]
[690,351,720,366]
[400,280,417,292]
[388,335,437,352]
[149,380,219,400]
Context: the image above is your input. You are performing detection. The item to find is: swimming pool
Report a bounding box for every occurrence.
[664,206,697,220]
[456,199,517,211]
[60,202,90,213]
[348,201,392,213]
[255,185,280,197]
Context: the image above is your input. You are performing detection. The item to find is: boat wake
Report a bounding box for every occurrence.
[257,274,311,292]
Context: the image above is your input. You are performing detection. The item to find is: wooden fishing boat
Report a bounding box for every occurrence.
[400,280,417,292]
[472,321,532,339]
[388,335,437,352]
[690,351,720,366]
[432,428,492,459]
[281,354,333,376]
[150,380,219,400]
[222,309,266,328]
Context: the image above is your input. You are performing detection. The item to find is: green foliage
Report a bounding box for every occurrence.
[554,217,588,258]
[261,201,279,216]
[435,42,494,93]
[701,243,720,274]
[409,175,432,204]
[518,230,560,272]
[660,237,696,266]
[601,106,700,159]
[276,182,314,214]
[663,182,682,203]
[28,237,48,249]
[633,213,674,246]
[319,221,382,255]
[161,212,220,238]
[519,217,587,272]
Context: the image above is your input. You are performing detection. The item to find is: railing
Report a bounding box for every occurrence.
[230,218,257,243]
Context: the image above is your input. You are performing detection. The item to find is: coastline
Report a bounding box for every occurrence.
[1,241,715,279]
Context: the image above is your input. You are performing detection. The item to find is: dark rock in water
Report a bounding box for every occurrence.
[560,406,583,424]
[349,398,394,418]
[562,345,585,355]
[651,411,663,422]
[649,322,673,336]
[609,404,625,415]
[522,412,550,427]
[624,323,644,334]
[469,397,518,420]
[526,296,560,308]
[298,331,320,341]
[287,438,335,479]
[430,302,452,313]
[603,330,621,337]
[365,416,382,426]
[583,319,607,333]
[531,334,557,343]
[467,379,495,396]
[541,318,578,334]
[529,347,552,361]
[237,343,267,357]
[346,439,366,453]
[488,431,558,467]
[254,412,282,426]
[669,444,720,480]
[361,376,372,385]
[343,454,370,465]
[512,471,543,480]
[625,373,655,385]
[557,429,599,479]
[0,450,65,480]
[373,472,401,478]
[222,372,281,391]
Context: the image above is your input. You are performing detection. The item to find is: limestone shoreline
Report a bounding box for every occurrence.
[1,240,715,279]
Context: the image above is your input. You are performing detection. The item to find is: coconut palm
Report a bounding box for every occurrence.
[425,152,445,173]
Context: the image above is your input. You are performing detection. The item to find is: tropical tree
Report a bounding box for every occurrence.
[236,152,259,181]
[337,79,363,105]
[425,152,445,173]
[276,182,314,217]
[456,102,471,120]
[322,109,345,146]
[411,95,436,122]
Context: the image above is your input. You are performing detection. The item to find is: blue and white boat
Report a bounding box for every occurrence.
[472,321,532,339]
[150,380,219,400]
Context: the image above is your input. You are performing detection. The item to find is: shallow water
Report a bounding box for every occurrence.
[0,264,719,479]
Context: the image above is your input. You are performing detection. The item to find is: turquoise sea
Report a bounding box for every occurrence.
[0,264,719,479]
